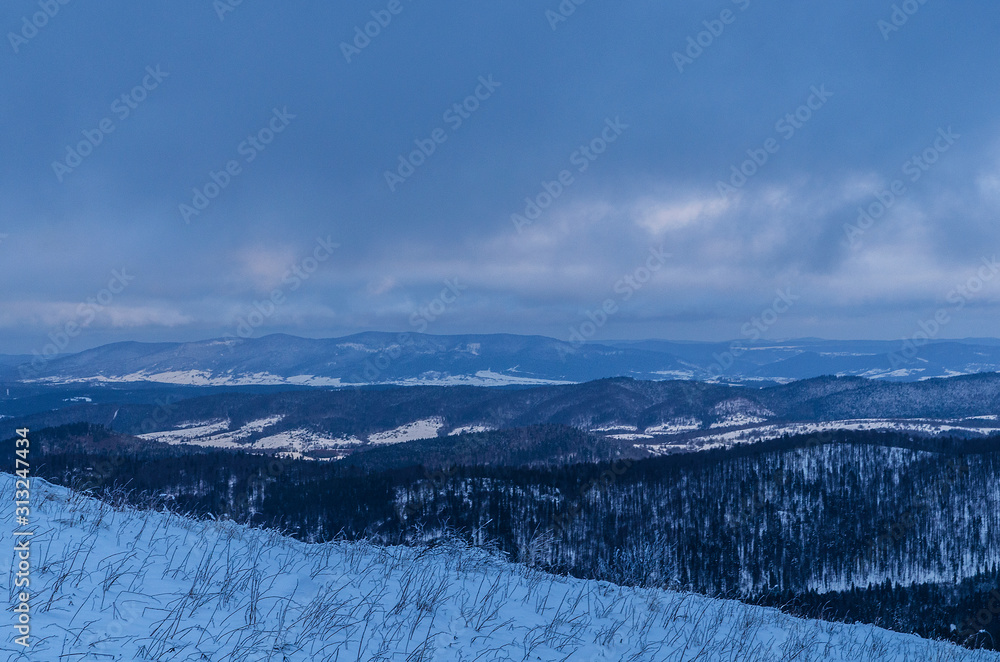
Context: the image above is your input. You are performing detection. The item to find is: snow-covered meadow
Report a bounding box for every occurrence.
[3,473,999,661]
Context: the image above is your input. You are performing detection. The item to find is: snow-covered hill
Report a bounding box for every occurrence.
[3,474,997,661]
[9,332,1000,386]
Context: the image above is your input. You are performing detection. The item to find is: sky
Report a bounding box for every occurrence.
[2,1,1000,354]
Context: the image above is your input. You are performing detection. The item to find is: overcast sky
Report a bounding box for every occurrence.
[2,1,999,353]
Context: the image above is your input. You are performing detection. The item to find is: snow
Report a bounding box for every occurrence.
[644,418,702,434]
[137,416,285,449]
[858,367,926,379]
[651,369,697,379]
[27,368,574,388]
[368,417,444,444]
[3,473,997,662]
[137,418,231,442]
[591,424,638,432]
[37,369,299,386]
[710,414,769,429]
[643,418,1000,453]
[394,370,575,387]
[252,428,362,452]
[448,424,493,435]
[711,398,775,418]
[336,342,378,352]
[140,416,459,454]
[285,374,345,386]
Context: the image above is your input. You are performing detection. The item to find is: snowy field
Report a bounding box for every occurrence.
[3,474,999,661]
[369,418,445,445]
[30,368,573,388]
[137,416,286,449]
[135,412,1000,460]
[637,418,1000,453]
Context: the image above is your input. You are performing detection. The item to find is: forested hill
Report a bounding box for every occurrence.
[16,423,1000,649]
[34,373,1000,435]
[6,373,1000,461]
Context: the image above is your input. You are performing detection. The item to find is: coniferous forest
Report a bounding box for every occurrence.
[15,422,1000,650]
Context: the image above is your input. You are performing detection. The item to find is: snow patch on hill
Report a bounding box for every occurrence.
[711,397,775,418]
[285,374,346,386]
[369,417,444,444]
[38,367,577,388]
[858,367,927,379]
[138,415,285,448]
[645,418,702,434]
[394,370,574,387]
[448,424,493,435]
[643,418,1000,453]
[137,418,231,443]
[252,428,362,452]
[710,414,769,429]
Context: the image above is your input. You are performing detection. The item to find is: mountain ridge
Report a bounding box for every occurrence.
[8,332,1000,386]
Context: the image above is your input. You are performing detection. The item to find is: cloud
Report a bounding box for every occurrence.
[634,196,731,234]
[0,302,192,330]
[367,276,398,296]
[105,306,194,328]
[231,245,301,293]
[3,1,1000,349]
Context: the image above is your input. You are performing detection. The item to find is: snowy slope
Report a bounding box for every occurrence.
[641,417,1000,453]
[135,416,446,455]
[3,474,998,661]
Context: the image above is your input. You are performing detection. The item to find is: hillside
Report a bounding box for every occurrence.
[21,425,1000,649]
[3,473,998,661]
[7,374,1000,460]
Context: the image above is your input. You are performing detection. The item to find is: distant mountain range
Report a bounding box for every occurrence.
[5,332,1000,386]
